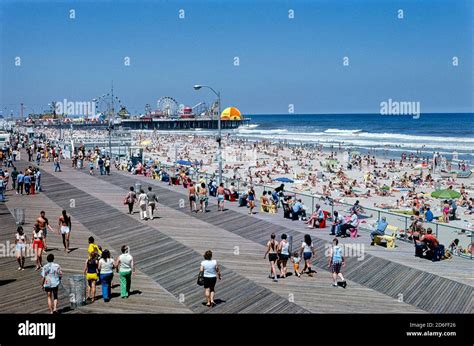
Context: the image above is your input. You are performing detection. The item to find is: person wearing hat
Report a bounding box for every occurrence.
[370,216,388,246]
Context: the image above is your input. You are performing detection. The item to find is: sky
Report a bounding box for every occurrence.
[0,0,473,115]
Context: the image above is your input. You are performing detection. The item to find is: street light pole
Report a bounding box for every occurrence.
[217,91,222,185]
[194,84,223,185]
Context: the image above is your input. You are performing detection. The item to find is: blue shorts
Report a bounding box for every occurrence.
[217,195,224,202]
[303,252,312,260]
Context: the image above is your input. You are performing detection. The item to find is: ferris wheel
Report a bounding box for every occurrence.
[93,93,123,120]
[157,96,179,117]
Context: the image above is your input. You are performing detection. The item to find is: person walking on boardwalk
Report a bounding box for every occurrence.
[98,156,105,175]
[84,251,99,303]
[41,254,62,314]
[32,224,45,270]
[53,155,61,172]
[36,151,41,166]
[88,236,102,256]
[58,210,72,252]
[116,245,135,298]
[16,170,24,195]
[10,166,18,192]
[105,156,111,175]
[277,233,290,279]
[138,189,148,220]
[88,159,94,175]
[300,234,316,276]
[125,186,137,214]
[198,182,208,213]
[216,183,225,211]
[146,186,158,220]
[98,249,115,302]
[37,211,54,252]
[264,233,279,282]
[14,226,28,271]
[199,250,222,307]
[23,172,31,195]
[290,251,301,278]
[247,186,256,214]
[188,182,197,212]
[328,238,347,288]
[35,168,41,192]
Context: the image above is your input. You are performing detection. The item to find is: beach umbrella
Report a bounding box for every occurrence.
[431,189,461,199]
[274,177,294,183]
[176,160,193,166]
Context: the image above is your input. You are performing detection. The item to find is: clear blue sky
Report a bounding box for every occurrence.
[0,0,472,115]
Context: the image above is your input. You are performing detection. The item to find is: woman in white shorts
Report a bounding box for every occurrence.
[58,210,72,253]
[14,226,28,270]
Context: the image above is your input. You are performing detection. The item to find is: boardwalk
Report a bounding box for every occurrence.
[0,157,472,314]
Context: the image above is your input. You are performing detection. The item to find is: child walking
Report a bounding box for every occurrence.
[291,251,301,278]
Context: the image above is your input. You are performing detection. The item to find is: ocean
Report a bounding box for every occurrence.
[234,113,474,162]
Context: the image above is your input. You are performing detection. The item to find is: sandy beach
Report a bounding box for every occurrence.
[28,127,474,231]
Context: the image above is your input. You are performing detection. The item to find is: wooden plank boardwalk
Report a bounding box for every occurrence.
[0,204,73,313]
[49,165,422,313]
[5,161,308,314]
[3,157,472,314]
[0,170,192,314]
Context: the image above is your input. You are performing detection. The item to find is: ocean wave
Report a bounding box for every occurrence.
[325,132,474,143]
[236,133,474,152]
[238,128,474,144]
[238,124,259,129]
[324,128,364,134]
[237,128,288,134]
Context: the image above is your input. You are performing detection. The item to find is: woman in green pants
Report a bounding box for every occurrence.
[115,245,135,298]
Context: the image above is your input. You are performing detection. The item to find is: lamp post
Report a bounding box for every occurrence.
[193,84,222,184]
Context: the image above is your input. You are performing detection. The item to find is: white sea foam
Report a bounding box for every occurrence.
[324,128,364,134]
[237,128,288,134]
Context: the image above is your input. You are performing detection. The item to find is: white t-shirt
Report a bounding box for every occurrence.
[350,214,358,227]
[119,253,133,272]
[201,260,217,278]
[99,258,114,274]
[138,193,148,206]
[302,242,313,253]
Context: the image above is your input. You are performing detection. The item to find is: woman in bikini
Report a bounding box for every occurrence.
[32,224,44,270]
[442,200,450,223]
[84,251,99,303]
[263,233,279,282]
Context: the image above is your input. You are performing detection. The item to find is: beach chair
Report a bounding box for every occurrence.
[318,211,331,228]
[374,225,398,249]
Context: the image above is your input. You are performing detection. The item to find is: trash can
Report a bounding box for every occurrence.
[13,208,25,225]
[69,274,87,308]
[135,182,142,193]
